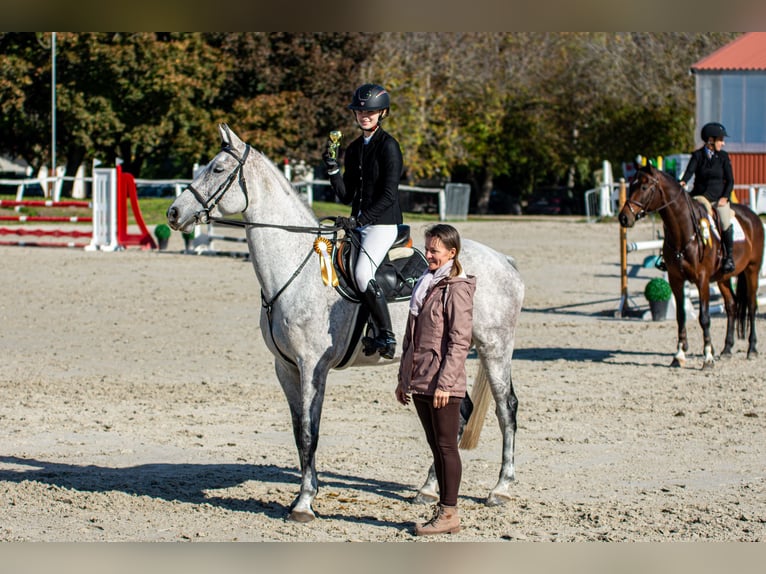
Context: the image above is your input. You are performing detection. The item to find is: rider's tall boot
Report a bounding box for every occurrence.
[721,225,735,274]
[359,280,396,360]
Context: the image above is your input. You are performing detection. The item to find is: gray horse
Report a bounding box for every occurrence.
[167,124,524,522]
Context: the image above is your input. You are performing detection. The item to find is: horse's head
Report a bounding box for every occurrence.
[167,124,251,233]
[618,165,671,228]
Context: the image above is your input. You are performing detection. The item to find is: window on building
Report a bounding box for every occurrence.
[697,72,766,151]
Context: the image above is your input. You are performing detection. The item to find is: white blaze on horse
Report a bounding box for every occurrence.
[167,124,525,522]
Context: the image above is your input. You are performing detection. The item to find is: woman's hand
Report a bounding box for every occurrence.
[718,197,729,207]
[433,389,450,409]
[395,383,410,406]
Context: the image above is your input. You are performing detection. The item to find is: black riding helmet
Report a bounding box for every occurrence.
[348,83,390,117]
[701,122,728,142]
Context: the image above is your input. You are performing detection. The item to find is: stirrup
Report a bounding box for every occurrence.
[722,257,735,274]
[655,256,667,272]
[362,335,396,359]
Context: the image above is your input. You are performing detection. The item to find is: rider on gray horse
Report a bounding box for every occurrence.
[323,83,404,360]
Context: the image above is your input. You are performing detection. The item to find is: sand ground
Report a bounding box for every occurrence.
[0,217,764,542]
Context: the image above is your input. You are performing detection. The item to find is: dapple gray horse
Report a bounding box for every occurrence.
[167,124,524,522]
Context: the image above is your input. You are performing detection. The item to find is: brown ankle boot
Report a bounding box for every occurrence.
[414,504,461,536]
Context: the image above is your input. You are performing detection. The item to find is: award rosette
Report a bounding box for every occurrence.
[313,237,338,287]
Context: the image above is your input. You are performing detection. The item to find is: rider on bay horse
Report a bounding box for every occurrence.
[679,121,736,275]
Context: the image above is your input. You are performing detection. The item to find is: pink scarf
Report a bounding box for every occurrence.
[409,260,453,317]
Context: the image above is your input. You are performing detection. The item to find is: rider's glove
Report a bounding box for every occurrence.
[322,149,340,176]
[336,215,357,232]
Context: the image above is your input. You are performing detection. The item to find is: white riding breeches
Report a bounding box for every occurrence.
[354,224,398,290]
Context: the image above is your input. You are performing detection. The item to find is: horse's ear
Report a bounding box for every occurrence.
[219,124,231,148]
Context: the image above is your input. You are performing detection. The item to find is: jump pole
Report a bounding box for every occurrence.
[617,178,631,317]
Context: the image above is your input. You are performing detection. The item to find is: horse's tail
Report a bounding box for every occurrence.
[459,362,491,450]
[735,272,749,339]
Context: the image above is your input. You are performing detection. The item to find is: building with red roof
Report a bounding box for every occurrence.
[691,32,766,195]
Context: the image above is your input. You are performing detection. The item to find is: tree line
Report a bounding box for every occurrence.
[0,32,738,212]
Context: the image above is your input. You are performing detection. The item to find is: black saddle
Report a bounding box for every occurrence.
[333,224,428,303]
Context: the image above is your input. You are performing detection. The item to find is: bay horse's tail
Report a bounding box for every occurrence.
[735,272,751,339]
[459,363,491,450]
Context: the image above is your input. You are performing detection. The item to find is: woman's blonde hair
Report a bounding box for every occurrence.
[425,223,462,277]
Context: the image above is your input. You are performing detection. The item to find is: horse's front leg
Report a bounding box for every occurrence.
[275,360,327,522]
[670,279,688,368]
[696,281,715,369]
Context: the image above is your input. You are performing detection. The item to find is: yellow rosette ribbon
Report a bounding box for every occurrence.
[313,237,338,287]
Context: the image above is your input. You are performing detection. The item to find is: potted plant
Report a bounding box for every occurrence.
[182,230,195,253]
[154,223,172,251]
[644,277,672,321]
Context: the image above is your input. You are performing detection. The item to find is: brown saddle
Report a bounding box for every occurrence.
[333,224,428,303]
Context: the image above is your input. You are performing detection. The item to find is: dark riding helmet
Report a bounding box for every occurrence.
[348,83,390,114]
[701,122,728,141]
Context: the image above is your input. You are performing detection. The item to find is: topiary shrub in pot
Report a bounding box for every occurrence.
[154,223,172,250]
[644,277,672,321]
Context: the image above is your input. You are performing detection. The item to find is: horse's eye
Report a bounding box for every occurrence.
[641,185,648,191]
[212,164,225,174]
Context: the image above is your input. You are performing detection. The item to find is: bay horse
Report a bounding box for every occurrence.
[618,164,764,368]
[166,124,525,522]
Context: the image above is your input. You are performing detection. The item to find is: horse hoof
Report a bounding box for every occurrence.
[288,509,316,523]
[670,358,684,368]
[719,351,733,360]
[486,492,511,507]
[747,350,758,360]
[413,491,438,505]
[701,361,715,370]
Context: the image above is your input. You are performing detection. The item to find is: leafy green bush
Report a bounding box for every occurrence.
[644,277,672,302]
[154,223,172,241]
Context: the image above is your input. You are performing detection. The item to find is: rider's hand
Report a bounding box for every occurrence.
[335,215,357,231]
[322,149,340,176]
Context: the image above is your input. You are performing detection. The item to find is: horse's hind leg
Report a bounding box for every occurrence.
[717,278,736,358]
[744,267,759,358]
[486,365,518,506]
[413,394,473,504]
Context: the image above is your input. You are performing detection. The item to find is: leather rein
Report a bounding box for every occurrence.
[183,142,343,365]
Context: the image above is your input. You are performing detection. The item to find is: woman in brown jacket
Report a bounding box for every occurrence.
[396,224,476,536]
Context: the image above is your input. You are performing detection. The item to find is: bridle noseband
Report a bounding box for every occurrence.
[186,143,251,224]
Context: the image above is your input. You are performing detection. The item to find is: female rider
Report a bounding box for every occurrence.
[323,83,404,360]
[679,122,736,274]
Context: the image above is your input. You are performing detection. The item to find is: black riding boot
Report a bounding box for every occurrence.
[721,225,735,274]
[359,280,396,360]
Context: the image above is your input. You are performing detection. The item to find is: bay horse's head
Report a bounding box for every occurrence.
[618,165,676,228]
[167,124,251,233]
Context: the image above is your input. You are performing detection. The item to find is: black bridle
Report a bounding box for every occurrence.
[186,143,251,224]
[183,140,345,366]
[623,171,681,220]
[626,169,705,265]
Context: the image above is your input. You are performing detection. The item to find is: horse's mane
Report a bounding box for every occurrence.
[253,148,319,222]
[639,164,683,194]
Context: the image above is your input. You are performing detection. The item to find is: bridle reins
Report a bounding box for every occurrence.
[183,141,344,366]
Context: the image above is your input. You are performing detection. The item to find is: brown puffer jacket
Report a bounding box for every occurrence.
[398,275,476,397]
